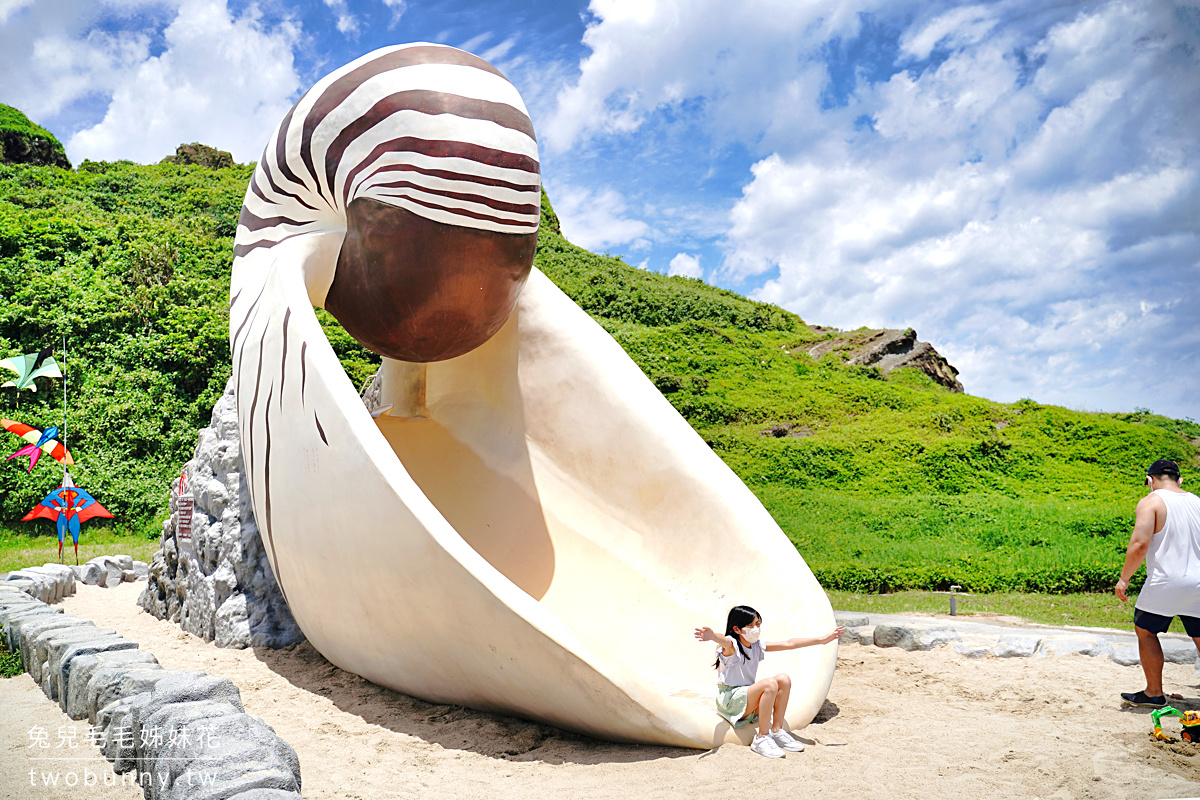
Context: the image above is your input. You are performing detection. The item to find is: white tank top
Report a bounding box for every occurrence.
[1136,489,1200,618]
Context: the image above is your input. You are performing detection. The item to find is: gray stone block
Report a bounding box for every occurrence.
[80,561,104,585]
[1,606,62,641]
[25,621,101,678]
[152,713,301,800]
[215,594,251,649]
[31,626,114,682]
[838,626,873,646]
[993,635,1042,658]
[7,569,57,603]
[86,667,199,726]
[96,693,147,771]
[873,624,961,651]
[3,578,37,597]
[12,565,75,603]
[0,598,45,616]
[1,607,62,650]
[138,700,247,785]
[1042,637,1112,658]
[55,638,140,700]
[953,643,991,658]
[115,555,134,571]
[834,613,869,628]
[1110,645,1140,666]
[225,790,306,800]
[10,615,89,663]
[103,561,124,588]
[127,673,246,775]
[65,650,161,721]
[1162,639,1199,665]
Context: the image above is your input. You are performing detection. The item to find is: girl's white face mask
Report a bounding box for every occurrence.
[741,625,761,643]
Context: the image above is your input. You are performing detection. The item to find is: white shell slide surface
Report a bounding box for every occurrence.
[228,43,836,749]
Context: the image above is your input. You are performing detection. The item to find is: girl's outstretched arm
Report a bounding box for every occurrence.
[764,627,844,651]
[694,625,737,656]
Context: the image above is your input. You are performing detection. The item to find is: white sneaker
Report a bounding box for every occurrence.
[771,729,805,752]
[751,733,785,758]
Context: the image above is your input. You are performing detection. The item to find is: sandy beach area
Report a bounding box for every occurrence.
[4,582,1200,800]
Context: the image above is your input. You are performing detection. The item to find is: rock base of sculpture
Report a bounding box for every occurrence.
[138,379,304,649]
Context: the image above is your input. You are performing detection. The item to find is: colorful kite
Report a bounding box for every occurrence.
[0,348,62,392]
[22,473,112,564]
[1,419,74,472]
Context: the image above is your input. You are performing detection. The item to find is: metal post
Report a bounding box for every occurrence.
[950,584,962,616]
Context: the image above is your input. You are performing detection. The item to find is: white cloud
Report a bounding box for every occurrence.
[543,0,878,153]
[726,2,1200,417]
[64,0,301,164]
[668,253,702,279]
[0,0,164,122]
[0,0,34,25]
[323,0,358,36]
[899,5,999,61]
[548,0,1200,417]
[552,184,651,252]
[481,35,518,65]
[380,0,406,28]
[458,32,492,54]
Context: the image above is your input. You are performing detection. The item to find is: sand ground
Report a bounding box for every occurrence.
[4,582,1200,800]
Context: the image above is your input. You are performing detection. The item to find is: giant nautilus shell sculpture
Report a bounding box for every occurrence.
[230,43,835,748]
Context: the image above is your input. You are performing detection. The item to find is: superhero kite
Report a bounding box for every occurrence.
[0,347,61,393]
[22,472,112,564]
[1,419,74,472]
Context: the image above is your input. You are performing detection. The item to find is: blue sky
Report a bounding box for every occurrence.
[2,0,1198,421]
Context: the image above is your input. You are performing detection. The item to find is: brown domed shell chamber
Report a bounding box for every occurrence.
[325,198,537,362]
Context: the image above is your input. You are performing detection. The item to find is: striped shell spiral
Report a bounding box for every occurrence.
[233,43,540,363]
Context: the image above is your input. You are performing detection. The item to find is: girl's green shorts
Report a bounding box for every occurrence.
[715,683,758,728]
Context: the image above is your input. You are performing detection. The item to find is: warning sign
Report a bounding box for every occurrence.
[177,495,194,543]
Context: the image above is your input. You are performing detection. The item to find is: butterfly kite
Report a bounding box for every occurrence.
[23,472,112,564]
[0,348,61,392]
[1,419,74,472]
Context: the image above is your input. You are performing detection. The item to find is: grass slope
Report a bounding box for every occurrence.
[0,158,1195,599]
[533,218,1199,595]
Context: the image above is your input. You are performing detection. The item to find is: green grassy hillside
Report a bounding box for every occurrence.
[0,157,1194,595]
[0,105,71,169]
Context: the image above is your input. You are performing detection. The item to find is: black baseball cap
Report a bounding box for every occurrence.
[1147,460,1181,479]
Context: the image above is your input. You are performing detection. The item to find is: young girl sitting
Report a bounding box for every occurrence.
[694,605,842,758]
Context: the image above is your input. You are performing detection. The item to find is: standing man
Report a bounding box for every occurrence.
[1115,459,1200,706]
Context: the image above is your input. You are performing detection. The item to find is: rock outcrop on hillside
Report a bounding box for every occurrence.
[802,327,964,392]
[160,142,235,169]
[0,104,71,168]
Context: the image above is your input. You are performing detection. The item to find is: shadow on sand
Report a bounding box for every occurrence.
[251,641,695,766]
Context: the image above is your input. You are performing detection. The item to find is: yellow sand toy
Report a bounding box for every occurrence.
[1151,706,1200,741]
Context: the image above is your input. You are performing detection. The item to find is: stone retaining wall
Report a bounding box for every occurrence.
[3,563,76,603]
[835,614,1200,667]
[1,581,306,800]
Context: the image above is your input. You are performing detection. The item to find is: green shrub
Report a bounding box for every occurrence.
[0,627,22,678]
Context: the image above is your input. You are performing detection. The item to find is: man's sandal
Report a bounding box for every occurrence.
[1121,691,1167,707]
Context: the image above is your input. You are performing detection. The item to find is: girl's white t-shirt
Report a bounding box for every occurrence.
[1136,489,1200,618]
[716,640,764,687]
